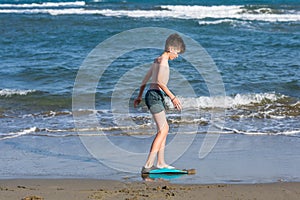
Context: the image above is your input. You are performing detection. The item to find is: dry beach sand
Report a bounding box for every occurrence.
[0,179,299,200]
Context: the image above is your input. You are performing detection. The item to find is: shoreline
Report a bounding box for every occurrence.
[0,179,300,200]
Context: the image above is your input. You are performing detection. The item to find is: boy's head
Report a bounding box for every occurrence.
[164,33,186,54]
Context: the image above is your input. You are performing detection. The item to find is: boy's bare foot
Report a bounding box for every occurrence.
[141,166,159,174]
[156,164,175,169]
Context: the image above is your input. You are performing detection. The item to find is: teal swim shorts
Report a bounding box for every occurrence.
[145,89,168,114]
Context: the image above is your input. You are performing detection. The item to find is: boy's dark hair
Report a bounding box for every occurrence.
[164,33,186,54]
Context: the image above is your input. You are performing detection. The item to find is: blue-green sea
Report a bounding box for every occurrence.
[0,0,299,183]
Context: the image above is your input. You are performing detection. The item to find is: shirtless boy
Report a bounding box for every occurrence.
[134,33,186,173]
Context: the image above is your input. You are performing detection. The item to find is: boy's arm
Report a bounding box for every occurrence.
[157,80,182,111]
[138,65,153,98]
[134,65,153,107]
[156,64,182,110]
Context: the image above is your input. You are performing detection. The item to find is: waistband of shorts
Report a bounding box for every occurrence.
[148,89,161,92]
[147,89,166,95]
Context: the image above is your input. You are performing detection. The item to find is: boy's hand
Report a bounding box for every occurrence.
[134,98,142,108]
[172,97,182,111]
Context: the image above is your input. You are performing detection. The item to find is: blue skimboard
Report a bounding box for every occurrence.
[147,173,186,180]
[148,168,196,174]
[141,168,196,181]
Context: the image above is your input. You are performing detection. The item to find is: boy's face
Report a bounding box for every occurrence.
[169,51,178,60]
[168,48,180,60]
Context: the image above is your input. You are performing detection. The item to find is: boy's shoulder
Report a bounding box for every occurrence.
[154,57,162,64]
[154,56,168,65]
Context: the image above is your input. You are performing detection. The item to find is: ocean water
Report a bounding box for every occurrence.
[0,0,299,183]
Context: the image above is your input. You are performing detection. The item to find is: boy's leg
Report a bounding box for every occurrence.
[157,136,168,168]
[144,110,169,168]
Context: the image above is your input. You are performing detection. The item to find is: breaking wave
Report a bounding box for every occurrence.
[0,92,298,141]
[1,124,299,141]
[0,3,299,22]
[180,92,295,109]
[0,127,37,141]
[0,89,36,97]
[0,1,85,8]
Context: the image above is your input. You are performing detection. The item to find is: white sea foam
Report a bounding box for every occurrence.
[0,5,299,22]
[2,126,298,138]
[0,89,36,97]
[0,127,37,141]
[161,5,300,22]
[237,129,300,136]
[198,19,239,25]
[0,1,85,8]
[215,124,300,136]
[180,92,284,109]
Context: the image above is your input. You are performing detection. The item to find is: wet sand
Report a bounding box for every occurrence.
[0,179,299,200]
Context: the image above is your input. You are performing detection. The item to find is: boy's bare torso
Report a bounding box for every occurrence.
[149,56,170,90]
